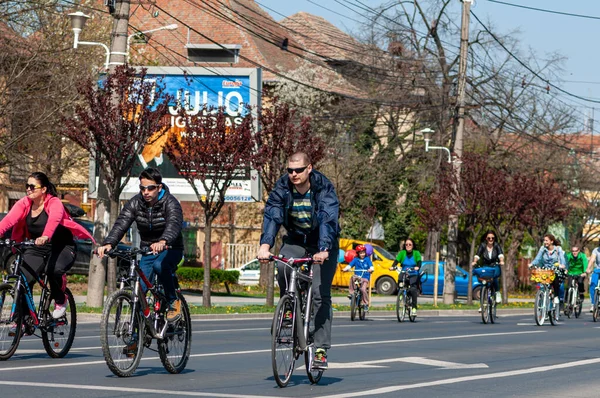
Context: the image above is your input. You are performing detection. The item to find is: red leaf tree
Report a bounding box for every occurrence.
[62,65,171,301]
[164,106,256,307]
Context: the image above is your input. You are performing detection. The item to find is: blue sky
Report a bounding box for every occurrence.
[257,0,600,128]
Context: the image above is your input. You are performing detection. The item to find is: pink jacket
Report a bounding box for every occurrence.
[0,196,95,243]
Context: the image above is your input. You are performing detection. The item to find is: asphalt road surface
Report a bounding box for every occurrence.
[1,311,599,397]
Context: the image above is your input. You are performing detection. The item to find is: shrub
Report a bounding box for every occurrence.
[176,267,239,285]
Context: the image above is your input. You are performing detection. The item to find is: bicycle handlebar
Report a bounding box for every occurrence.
[0,239,37,248]
[94,246,171,258]
[265,255,315,266]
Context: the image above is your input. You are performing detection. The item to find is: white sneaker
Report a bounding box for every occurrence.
[553,297,560,305]
[52,299,68,319]
[591,305,595,313]
[478,307,482,313]
[495,292,502,304]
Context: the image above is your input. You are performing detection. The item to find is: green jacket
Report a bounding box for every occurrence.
[394,250,422,267]
[565,252,588,275]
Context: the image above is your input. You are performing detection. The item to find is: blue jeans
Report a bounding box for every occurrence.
[138,249,183,304]
[590,270,600,305]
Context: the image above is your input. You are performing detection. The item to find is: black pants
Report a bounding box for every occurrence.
[564,275,585,301]
[398,274,419,309]
[275,237,338,350]
[22,244,75,305]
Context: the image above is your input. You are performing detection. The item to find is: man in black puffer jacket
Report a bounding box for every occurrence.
[97,167,184,322]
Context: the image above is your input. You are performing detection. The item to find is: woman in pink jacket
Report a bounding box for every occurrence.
[0,172,94,319]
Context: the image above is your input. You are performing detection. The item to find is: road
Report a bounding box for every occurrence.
[0,311,599,397]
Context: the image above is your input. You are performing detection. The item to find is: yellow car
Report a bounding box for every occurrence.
[333,238,399,295]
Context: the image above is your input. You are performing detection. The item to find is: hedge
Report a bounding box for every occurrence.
[176,267,239,285]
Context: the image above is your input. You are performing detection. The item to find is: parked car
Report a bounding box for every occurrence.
[418,261,482,298]
[226,259,278,286]
[333,238,400,295]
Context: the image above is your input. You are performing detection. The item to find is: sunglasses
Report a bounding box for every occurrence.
[139,184,159,192]
[25,184,42,191]
[486,237,495,240]
[287,166,309,174]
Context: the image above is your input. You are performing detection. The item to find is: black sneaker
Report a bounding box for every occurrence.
[313,348,328,369]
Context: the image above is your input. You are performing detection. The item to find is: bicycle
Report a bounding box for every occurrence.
[393,267,423,323]
[99,247,191,377]
[0,239,76,360]
[530,266,560,326]
[564,275,584,319]
[347,269,370,321]
[270,255,322,388]
[593,272,600,322]
[473,265,501,324]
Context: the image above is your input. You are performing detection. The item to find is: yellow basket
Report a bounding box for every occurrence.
[530,269,556,284]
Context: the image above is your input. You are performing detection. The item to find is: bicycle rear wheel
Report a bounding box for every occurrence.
[575,296,582,318]
[481,285,490,324]
[534,289,546,326]
[42,287,77,358]
[0,283,22,360]
[100,290,145,377]
[396,291,406,323]
[272,295,296,388]
[159,293,192,374]
[358,296,366,321]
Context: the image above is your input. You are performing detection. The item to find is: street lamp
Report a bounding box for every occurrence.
[127,24,178,63]
[421,128,452,163]
[68,11,111,70]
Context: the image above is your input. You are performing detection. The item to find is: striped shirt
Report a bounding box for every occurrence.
[290,188,312,234]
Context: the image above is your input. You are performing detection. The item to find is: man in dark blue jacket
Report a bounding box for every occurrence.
[258,152,340,370]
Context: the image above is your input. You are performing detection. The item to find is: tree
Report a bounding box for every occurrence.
[62,65,171,302]
[252,99,326,306]
[164,106,256,307]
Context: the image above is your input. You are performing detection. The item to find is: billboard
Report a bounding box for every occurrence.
[90,67,262,202]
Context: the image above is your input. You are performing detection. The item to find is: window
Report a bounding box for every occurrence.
[186,44,241,63]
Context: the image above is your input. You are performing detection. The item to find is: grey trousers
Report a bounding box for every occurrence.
[277,239,338,350]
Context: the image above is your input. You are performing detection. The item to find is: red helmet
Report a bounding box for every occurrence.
[355,244,366,253]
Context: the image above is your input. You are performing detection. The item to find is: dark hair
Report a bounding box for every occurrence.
[482,230,497,243]
[543,234,556,245]
[403,238,416,251]
[139,167,163,184]
[29,172,58,197]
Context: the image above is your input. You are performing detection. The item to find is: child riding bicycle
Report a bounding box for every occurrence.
[342,245,373,310]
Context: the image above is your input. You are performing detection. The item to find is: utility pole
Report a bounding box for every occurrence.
[443,0,472,305]
[86,0,130,307]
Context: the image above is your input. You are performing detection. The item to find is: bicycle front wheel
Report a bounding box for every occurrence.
[396,291,406,323]
[272,295,296,388]
[481,285,490,324]
[159,293,192,374]
[100,290,145,377]
[0,283,22,360]
[42,287,77,358]
[534,289,546,326]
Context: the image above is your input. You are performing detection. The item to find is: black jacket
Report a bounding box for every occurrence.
[260,170,340,251]
[475,242,504,266]
[103,184,184,249]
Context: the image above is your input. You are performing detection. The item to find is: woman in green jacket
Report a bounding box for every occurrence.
[390,239,422,316]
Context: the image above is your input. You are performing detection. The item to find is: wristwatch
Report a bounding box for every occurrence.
[319,247,329,253]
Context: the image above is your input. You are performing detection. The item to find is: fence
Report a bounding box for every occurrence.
[226,243,257,269]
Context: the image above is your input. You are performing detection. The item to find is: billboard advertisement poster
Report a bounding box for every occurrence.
[93,67,262,202]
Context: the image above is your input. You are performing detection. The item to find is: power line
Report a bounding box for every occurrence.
[486,0,600,21]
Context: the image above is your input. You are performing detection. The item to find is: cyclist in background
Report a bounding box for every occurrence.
[390,238,421,317]
[342,244,373,311]
[257,152,340,370]
[471,230,504,304]
[564,245,587,307]
[97,167,184,322]
[529,234,566,307]
[587,246,600,312]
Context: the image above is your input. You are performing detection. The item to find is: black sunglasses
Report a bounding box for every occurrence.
[25,184,42,191]
[139,184,159,192]
[486,237,495,240]
[287,166,309,174]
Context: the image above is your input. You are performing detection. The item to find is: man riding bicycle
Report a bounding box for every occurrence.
[258,152,340,370]
[342,245,373,311]
[97,167,184,322]
[564,246,587,307]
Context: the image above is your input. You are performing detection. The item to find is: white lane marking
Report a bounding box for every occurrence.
[0,330,543,372]
[299,356,487,370]
[319,357,600,398]
[0,381,284,398]
[516,323,538,326]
